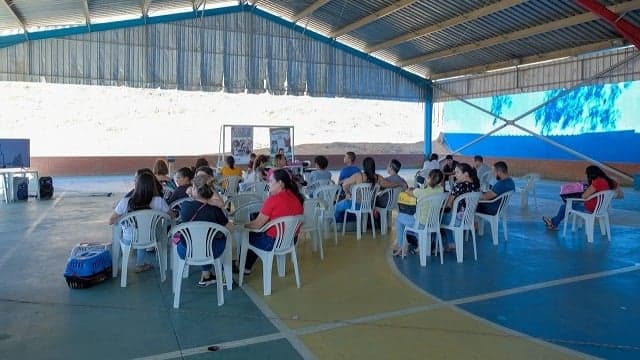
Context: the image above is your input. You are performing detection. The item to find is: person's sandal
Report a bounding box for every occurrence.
[196,274,217,287]
[542,217,558,230]
[134,263,152,273]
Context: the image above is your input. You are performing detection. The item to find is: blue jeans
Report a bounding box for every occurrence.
[121,237,151,266]
[395,213,415,247]
[177,238,226,271]
[551,202,586,227]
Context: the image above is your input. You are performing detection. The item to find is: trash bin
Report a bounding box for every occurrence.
[634,173,640,191]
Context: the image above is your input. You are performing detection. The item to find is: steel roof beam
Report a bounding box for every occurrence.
[291,0,331,23]
[398,0,640,68]
[430,39,624,80]
[576,0,640,50]
[366,0,525,54]
[81,0,91,28]
[329,0,418,39]
[141,0,152,18]
[2,0,28,39]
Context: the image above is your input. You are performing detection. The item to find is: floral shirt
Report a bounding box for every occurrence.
[450,180,479,213]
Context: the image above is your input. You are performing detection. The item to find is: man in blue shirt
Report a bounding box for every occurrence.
[338,151,360,183]
[477,161,515,215]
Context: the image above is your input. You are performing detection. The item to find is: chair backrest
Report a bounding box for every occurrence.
[376,186,402,210]
[522,173,540,191]
[313,184,341,213]
[169,197,191,213]
[587,190,616,216]
[245,181,269,200]
[479,171,493,192]
[415,192,448,229]
[234,193,262,208]
[221,176,241,195]
[231,201,263,225]
[260,215,304,254]
[170,221,230,264]
[302,199,323,229]
[494,190,514,219]
[118,209,172,249]
[445,192,481,229]
[349,183,375,212]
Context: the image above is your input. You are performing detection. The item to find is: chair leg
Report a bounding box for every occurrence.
[332,219,338,245]
[263,254,274,296]
[238,244,248,287]
[342,212,347,236]
[316,228,324,260]
[223,247,233,291]
[291,249,301,289]
[454,230,463,263]
[604,215,612,241]
[436,231,444,264]
[356,213,362,240]
[155,245,166,283]
[380,209,387,235]
[471,229,477,261]
[120,244,131,288]
[111,225,121,278]
[585,218,594,243]
[213,259,224,306]
[502,217,509,242]
[276,254,286,277]
[477,218,485,236]
[370,213,376,239]
[172,261,185,309]
[418,233,427,267]
[598,218,607,236]
[490,219,499,246]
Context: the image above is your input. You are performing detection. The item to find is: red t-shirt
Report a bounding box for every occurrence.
[585,177,615,213]
[260,190,304,238]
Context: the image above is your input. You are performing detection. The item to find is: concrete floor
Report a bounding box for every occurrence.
[0,176,638,359]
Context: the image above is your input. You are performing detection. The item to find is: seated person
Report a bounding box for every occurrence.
[441,163,480,251]
[109,173,174,273]
[194,157,210,171]
[543,165,623,230]
[375,159,408,207]
[417,153,440,183]
[306,155,332,195]
[124,168,163,198]
[241,169,305,274]
[220,155,243,177]
[166,167,194,205]
[176,174,234,287]
[338,151,360,183]
[476,161,515,215]
[335,157,403,222]
[441,155,458,185]
[393,169,444,256]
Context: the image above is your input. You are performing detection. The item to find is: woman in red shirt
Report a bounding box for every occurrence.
[543,165,623,230]
[241,168,305,274]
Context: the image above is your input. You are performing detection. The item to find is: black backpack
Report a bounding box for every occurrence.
[39,176,54,200]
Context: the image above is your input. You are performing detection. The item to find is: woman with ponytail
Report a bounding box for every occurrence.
[242,169,305,274]
[442,162,480,251]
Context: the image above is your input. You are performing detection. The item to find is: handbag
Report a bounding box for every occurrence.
[171,202,206,245]
[397,191,417,215]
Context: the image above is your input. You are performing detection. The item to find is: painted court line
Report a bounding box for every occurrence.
[131,252,640,360]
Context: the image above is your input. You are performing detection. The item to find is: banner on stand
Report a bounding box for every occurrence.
[230,127,253,164]
[269,127,292,159]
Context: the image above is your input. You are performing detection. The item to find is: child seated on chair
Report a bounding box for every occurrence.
[543,165,623,231]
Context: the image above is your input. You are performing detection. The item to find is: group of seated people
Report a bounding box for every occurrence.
[109,156,306,286]
[109,150,626,279]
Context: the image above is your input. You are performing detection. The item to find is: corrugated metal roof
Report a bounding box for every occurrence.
[0,0,638,80]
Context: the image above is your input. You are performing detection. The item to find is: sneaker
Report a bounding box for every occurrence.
[196,275,217,288]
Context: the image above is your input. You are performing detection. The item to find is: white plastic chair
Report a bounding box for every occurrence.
[341,183,376,240]
[229,201,263,261]
[305,179,332,198]
[313,184,341,245]
[220,175,241,203]
[563,190,616,243]
[476,190,514,245]
[116,209,172,287]
[239,215,303,296]
[300,199,324,260]
[170,221,232,308]
[440,192,482,263]
[402,192,448,266]
[169,197,191,213]
[479,171,493,192]
[230,192,262,211]
[374,187,402,236]
[243,181,270,200]
[518,173,540,209]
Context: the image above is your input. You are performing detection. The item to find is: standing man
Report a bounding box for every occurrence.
[338,151,360,183]
[477,161,515,215]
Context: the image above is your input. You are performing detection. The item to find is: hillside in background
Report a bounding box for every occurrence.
[256,140,449,155]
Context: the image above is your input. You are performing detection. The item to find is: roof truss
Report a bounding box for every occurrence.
[291,0,331,23]
[366,0,526,54]
[398,0,640,68]
[2,0,28,39]
[329,0,418,39]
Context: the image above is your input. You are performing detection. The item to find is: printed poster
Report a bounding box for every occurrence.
[230,127,253,164]
[269,127,292,159]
